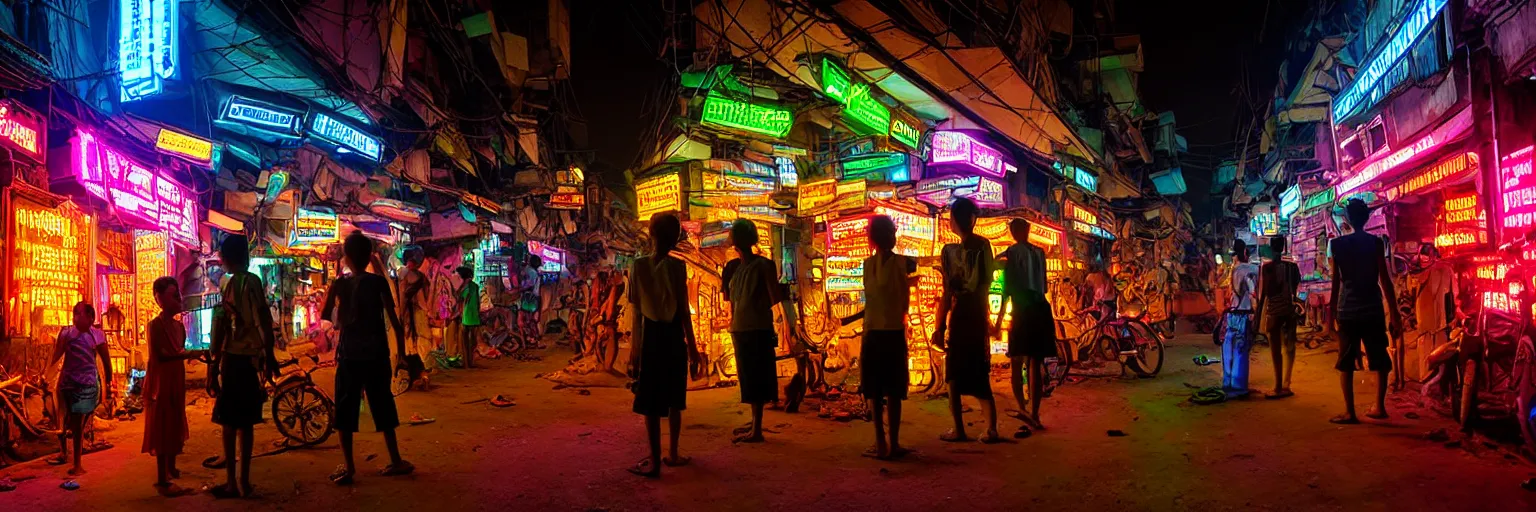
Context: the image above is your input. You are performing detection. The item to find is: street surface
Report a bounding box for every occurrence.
[2,333,1533,511]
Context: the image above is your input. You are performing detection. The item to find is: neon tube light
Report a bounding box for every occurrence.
[0,100,42,160]
[119,0,177,102]
[1501,145,1536,242]
[701,92,793,138]
[1384,152,1477,201]
[309,113,383,161]
[1335,107,1471,197]
[155,128,214,164]
[930,131,1010,178]
[1332,0,1448,120]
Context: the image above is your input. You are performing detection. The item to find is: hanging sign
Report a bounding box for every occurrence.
[308,112,383,162]
[701,92,793,138]
[1052,161,1098,193]
[549,186,586,210]
[873,204,934,257]
[889,116,921,149]
[636,172,683,220]
[1500,145,1536,243]
[840,152,907,180]
[70,129,200,246]
[963,176,1006,208]
[1336,107,1473,197]
[1028,223,1063,247]
[1278,185,1301,220]
[798,178,838,214]
[1251,211,1280,237]
[1443,193,1480,226]
[774,156,799,188]
[1302,188,1335,212]
[1067,202,1114,239]
[738,205,787,225]
[930,131,1011,178]
[11,199,93,329]
[0,100,44,162]
[155,128,215,165]
[821,58,891,136]
[1385,152,1478,201]
[119,0,178,102]
[526,241,567,273]
[291,207,340,246]
[1332,0,1449,120]
[219,95,305,136]
[703,171,775,194]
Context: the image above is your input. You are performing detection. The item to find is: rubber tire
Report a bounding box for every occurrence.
[271,385,335,447]
[1128,336,1166,377]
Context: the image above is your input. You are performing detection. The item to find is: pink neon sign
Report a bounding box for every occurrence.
[1335,107,1473,197]
[1500,145,1536,243]
[929,131,1011,178]
[72,129,200,247]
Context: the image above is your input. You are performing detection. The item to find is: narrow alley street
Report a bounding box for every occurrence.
[3,334,1531,511]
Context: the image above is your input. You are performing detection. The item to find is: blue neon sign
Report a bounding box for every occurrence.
[119,0,178,102]
[220,96,303,135]
[309,113,383,161]
[1332,0,1447,121]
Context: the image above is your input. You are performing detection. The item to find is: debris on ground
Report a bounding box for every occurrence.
[1192,355,1220,366]
[577,389,591,396]
[0,478,16,492]
[1404,412,1420,420]
[490,395,517,408]
[408,414,436,426]
[1107,430,1128,437]
[539,369,627,389]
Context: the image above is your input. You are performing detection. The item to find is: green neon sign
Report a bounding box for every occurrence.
[890,118,920,148]
[1302,188,1335,212]
[821,58,890,136]
[701,92,793,138]
[841,152,907,179]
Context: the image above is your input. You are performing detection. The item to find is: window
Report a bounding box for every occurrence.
[1339,134,1365,169]
[1366,122,1389,157]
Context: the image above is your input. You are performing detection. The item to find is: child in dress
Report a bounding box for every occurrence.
[144,277,206,496]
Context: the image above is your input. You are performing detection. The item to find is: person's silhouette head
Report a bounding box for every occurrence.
[1345,198,1371,230]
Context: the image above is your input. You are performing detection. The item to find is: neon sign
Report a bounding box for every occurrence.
[1501,145,1536,242]
[890,117,921,148]
[71,129,201,247]
[1385,152,1477,201]
[11,199,92,329]
[526,241,567,273]
[1251,212,1280,237]
[1069,203,1097,225]
[841,153,907,180]
[220,96,304,136]
[1052,161,1098,193]
[119,0,178,102]
[134,231,168,334]
[873,205,934,257]
[821,59,891,136]
[155,128,215,165]
[738,205,787,225]
[930,131,1010,178]
[309,113,383,161]
[1028,223,1062,247]
[291,208,339,246]
[635,173,682,220]
[1302,188,1335,212]
[774,157,799,188]
[798,178,837,215]
[0,100,43,161]
[965,176,1006,208]
[1435,230,1484,251]
[1333,0,1448,120]
[701,92,793,138]
[1336,107,1471,197]
[1279,186,1301,220]
[1443,193,1480,225]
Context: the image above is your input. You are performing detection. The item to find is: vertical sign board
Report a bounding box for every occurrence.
[134,230,169,337]
[0,100,44,163]
[1278,185,1301,220]
[11,199,93,331]
[820,58,891,136]
[635,173,683,221]
[119,0,178,102]
[1500,145,1536,243]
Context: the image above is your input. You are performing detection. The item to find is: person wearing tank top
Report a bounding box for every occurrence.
[722,219,785,445]
[1256,236,1302,399]
[848,215,916,459]
[1327,200,1402,425]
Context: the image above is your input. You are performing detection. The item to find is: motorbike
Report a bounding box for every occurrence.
[1423,303,1536,453]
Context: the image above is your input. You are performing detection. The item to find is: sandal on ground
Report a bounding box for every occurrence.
[661,456,691,467]
[47,457,67,466]
[939,429,969,443]
[626,458,660,479]
[1329,414,1360,425]
[1004,409,1028,420]
[731,433,765,444]
[489,395,516,408]
[1013,425,1033,439]
[886,446,913,460]
[202,455,227,469]
[407,414,436,425]
[380,460,415,476]
[329,465,355,485]
[209,483,242,499]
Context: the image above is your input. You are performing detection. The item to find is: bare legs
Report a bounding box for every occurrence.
[1269,330,1296,396]
[868,397,906,458]
[943,389,998,441]
[1334,370,1389,423]
[735,403,766,443]
[58,412,86,475]
[1009,356,1046,429]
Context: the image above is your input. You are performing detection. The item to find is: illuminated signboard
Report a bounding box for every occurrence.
[11,199,92,330]
[549,186,586,210]
[526,241,567,273]
[0,100,43,161]
[873,205,935,257]
[1067,202,1115,239]
[1069,203,1097,225]
[890,117,921,148]
[1251,211,1280,237]
[1302,188,1335,212]
[703,171,776,197]
[964,176,1006,208]
[930,131,1010,178]
[119,0,178,102]
[1052,161,1098,193]
[291,208,340,246]
[636,172,683,220]
[701,91,793,138]
[134,230,168,334]
[71,129,200,246]
[1501,145,1536,243]
[1434,231,1485,252]
[1336,107,1472,197]
[774,157,799,188]
[829,179,869,211]
[155,128,215,165]
[220,96,304,136]
[1028,223,1063,247]
[1278,185,1301,220]
[821,59,891,136]
[309,113,383,161]
[841,153,907,180]
[1385,152,1478,201]
[1443,194,1479,225]
[798,178,838,214]
[738,205,787,225]
[1332,0,1449,120]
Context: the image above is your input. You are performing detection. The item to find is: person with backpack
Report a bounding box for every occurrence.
[1223,239,1259,398]
[1255,236,1301,399]
[625,212,700,478]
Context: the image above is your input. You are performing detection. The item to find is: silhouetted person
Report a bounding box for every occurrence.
[996,218,1054,433]
[722,219,787,444]
[1256,235,1301,399]
[935,198,1000,443]
[210,234,276,498]
[854,215,916,458]
[1328,199,1401,424]
[626,212,699,478]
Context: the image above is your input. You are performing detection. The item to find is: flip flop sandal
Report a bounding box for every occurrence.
[329,465,355,485]
[380,461,415,476]
[1004,410,1028,420]
[60,481,80,491]
[1013,426,1033,439]
[1329,415,1361,425]
[886,447,913,460]
[978,431,1004,444]
[489,395,516,408]
[408,415,437,426]
[626,459,659,479]
[860,447,887,459]
[661,456,691,467]
[1265,390,1295,400]
[47,457,68,466]
[202,455,228,469]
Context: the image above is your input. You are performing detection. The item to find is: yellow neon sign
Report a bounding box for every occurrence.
[155,128,214,163]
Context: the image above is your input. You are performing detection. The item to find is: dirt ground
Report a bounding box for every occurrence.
[2,333,1533,511]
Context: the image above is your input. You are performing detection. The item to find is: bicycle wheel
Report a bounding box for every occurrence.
[1127,332,1165,377]
[271,384,334,447]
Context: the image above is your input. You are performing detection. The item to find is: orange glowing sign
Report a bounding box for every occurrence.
[155,128,215,164]
[134,231,169,334]
[1386,152,1477,201]
[1028,223,1062,247]
[1069,203,1097,225]
[0,100,42,161]
[1442,193,1480,225]
[798,178,837,215]
[10,200,92,330]
[635,172,682,220]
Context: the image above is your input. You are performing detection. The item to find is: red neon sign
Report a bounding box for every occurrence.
[1336,107,1473,197]
[1501,145,1536,243]
[0,100,43,161]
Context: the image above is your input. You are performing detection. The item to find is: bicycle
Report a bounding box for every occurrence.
[268,355,335,447]
[1059,304,1167,378]
[0,367,55,466]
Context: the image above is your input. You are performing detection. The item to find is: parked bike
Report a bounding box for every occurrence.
[1423,310,1536,453]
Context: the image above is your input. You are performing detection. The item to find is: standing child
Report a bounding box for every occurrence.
[50,302,113,476]
[857,216,916,459]
[210,234,277,499]
[722,219,788,444]
[144,277,206,496]
[934,198,1001,443]
[323,232,414,484]
[996,219,1055,434]
[455,267,481,368]
[626,213,700,478]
